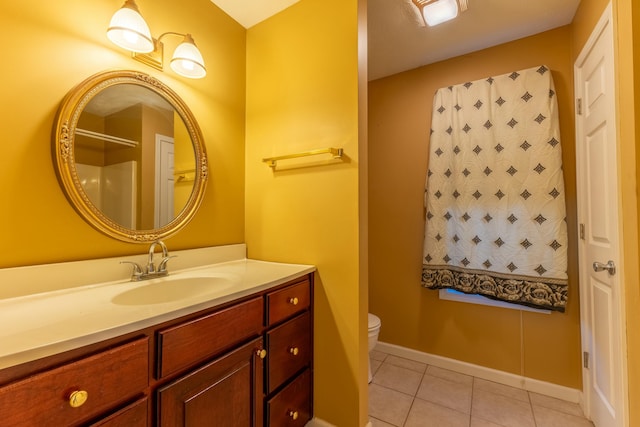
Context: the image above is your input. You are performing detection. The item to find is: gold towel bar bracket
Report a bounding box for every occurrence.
[262,147,344,169]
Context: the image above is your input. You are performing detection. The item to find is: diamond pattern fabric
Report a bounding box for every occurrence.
[422,65,568,311]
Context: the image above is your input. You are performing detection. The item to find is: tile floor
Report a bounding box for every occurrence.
[369,348,594,427]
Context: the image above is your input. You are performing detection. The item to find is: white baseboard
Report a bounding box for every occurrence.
[375,341,583,405]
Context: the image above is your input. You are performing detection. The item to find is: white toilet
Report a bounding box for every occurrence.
[368,313,382,383]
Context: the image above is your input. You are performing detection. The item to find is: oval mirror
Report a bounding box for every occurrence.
[53,70,208,243]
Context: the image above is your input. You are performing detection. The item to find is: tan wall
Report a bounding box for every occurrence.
[245,0,366,424]
[0,0,246,267]
[571,0,610,57]
[368,26,582,388]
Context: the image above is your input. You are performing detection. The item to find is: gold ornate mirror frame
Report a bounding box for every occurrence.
[53,70,208,243]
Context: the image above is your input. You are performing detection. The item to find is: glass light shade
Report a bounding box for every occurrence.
[107,0,154,53]
[422,0,459,26]
[170,35,206,79]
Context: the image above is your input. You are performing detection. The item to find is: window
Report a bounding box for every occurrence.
[439,289,550,314]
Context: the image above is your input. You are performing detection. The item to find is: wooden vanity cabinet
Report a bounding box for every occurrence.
[155,275,314,426]
[0,273,313,426]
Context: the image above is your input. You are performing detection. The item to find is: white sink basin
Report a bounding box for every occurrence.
[111,274,236,306]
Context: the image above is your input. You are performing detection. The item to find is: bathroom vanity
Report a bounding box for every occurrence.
[0,247,314,426]
[0,69,319,425]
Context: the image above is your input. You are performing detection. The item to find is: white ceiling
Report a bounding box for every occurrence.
[211,0,302,28]
[211,0,581,81]
[368,0,581,80]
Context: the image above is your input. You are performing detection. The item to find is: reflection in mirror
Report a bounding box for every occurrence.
[75,84,195,229]
[53,70,207,243]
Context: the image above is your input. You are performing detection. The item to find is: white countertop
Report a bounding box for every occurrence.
[0,249,315,370]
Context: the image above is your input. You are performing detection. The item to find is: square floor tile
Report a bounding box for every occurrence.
[474,378,530,402]
[369,383,413,426]
[472,389,535,427]
[370,416,397,427]
[532,405,594,427]
[385,355,427,373]
[371,349,389,362]
[373,363,424,396]
[416,373,472,414]
[529,392,585,417]
[426,365,473,386]
[371,359,383,377]
[404,398,470,427]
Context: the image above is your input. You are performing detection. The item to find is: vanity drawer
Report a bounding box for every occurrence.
[266,312,311,393]
[0,338,149,426]
[266,368,311,427]
[90,396,148,426]
[158,297,263,378]
[266,279,310,326]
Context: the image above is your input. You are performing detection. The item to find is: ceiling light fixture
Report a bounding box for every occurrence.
[107,0,206,79]
[411,0,469,27]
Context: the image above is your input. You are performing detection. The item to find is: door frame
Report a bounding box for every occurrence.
[574,2,629,425]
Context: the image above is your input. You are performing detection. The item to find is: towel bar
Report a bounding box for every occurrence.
[262,147,344,169]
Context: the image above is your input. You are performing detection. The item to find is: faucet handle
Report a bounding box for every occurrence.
[158,255,177,273]
[120,261,144,279]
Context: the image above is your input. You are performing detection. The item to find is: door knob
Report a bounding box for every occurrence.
[593,260,616,275]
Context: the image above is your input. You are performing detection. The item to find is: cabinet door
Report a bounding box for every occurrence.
[158,338,264,427]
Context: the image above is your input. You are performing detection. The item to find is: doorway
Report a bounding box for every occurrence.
[574,3,628,426]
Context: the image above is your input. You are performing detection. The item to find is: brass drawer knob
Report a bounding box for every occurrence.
[68,390,88,408]
[256,349,267,359]
[289,347,299,356]
[288,410,299,420]
[288,297,299,306]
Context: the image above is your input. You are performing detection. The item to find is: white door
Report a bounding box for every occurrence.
[574,4,627,426]
[155,134,175,228]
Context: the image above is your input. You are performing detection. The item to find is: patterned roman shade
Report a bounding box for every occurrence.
[422,65,568,312]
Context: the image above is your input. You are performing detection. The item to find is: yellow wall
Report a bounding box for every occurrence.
[630,0,640,420]
[245,0,365,425]
[368,26,583,388]
[0,0,246,268]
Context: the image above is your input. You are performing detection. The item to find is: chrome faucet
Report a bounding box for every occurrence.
[147,240,168,274]
[121,240,176,281]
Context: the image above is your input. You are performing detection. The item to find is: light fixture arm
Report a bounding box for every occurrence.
[156,32,189,43]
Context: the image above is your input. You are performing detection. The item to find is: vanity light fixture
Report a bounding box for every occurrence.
[107,0,206,79]
[411,0,469,26]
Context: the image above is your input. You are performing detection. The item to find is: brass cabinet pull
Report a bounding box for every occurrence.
[288,297,299,306]
[68,390,88,408]
[256,349,267,359]
[288,410,299,420]
[289,347,299,356]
